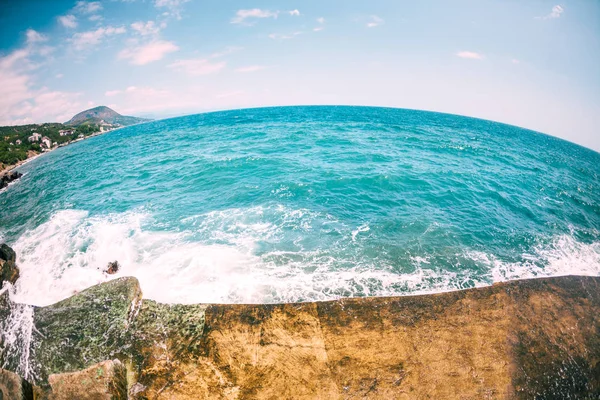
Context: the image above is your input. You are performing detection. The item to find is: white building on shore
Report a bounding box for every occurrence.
[28,132,42,142]
[59,129,75,136]
[41,136,52,149]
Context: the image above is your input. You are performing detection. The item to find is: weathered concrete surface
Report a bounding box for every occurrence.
[1,275,599,399]
[138,276,599,400]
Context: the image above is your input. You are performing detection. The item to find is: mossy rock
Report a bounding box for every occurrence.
[33,277,142,385]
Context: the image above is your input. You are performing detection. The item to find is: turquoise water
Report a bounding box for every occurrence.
[1,106,599,306]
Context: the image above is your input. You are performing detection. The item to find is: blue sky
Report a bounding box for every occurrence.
[0,0,599,150]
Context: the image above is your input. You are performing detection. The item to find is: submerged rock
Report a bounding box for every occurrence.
[1,275,599,398]
[105,261,120,275]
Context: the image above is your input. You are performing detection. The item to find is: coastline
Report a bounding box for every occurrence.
[0,151,42,176]
[0,127,122,178]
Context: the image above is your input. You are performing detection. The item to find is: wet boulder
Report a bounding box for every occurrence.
[32,277,142,386]
[105,261,120,275]
[0,244,19,289]
[0,260,19,288]
[0,244,16,263]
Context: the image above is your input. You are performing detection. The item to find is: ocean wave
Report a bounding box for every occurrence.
[8,208,600,307]
[473,234,600,282]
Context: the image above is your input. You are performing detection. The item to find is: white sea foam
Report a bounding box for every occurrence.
[351,224,370,241]
[9,208,600,306]
[473,234,600,282]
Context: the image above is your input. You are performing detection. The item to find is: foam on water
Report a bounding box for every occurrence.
[481,235,600,282]
[9,207,600,306]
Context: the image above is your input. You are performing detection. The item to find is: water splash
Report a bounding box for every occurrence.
[0,285,37,382]
[8,208,600,306]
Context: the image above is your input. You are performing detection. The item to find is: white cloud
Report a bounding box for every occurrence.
[74,1,103,14]
[26,29,47,44]
[0,50,33,119]
[37,46,55,56]
[235,65,268,73]
[314,17,325,31]
[289,10,300,16]
[155,0,188,7]
[231,9,279,24]
[131,21,161,36]
[217,90,245,99]
[33,91,85,123]
[269,32,302,40]
[119,40,179,65]
[105,90,122,96]
[512,59,520,64]
[367,15,384,28]
[56,74,64,79]
[167,58,226,75]
[71,26,126,50]
[0,48,83,125]
[209,46,243,59]
[104,85,195,115]
[456,51,484,60]
[58,15,78,29]
[537,5,564,19]
[154,0,190,20]
[89,15,102,22]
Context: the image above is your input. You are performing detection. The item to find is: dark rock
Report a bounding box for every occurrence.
[105,261,120,275]
[0,172,23,190]
[0,244,16,263]
[0,260,20,288]
[0,244,19,289]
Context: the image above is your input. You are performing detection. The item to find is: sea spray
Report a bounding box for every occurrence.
[0,285,38,382]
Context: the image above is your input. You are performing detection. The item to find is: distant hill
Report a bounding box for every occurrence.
[65,106,150,127]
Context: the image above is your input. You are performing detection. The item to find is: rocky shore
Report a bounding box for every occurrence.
[0,126,121,190]
[0,244,599,399]
[0,171,23,190]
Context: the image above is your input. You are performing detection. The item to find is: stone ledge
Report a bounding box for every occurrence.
[1,275,599,399]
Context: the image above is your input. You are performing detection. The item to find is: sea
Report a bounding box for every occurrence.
[1,106,599,306]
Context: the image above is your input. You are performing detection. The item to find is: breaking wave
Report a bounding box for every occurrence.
[9,208,600,306]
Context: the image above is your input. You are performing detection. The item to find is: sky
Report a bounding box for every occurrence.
[0,0,599,151]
